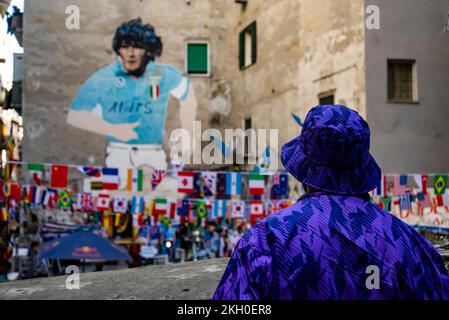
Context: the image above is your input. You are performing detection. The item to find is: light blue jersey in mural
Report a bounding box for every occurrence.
[70,59,190,144]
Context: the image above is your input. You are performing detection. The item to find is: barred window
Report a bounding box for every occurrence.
[388,60,416,102]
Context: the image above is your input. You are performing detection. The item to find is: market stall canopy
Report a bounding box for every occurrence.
[40,230,131,261]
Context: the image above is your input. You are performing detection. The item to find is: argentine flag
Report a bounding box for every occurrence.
[131,196,145,214]
[213,200,227,218]
[226,172,242,196]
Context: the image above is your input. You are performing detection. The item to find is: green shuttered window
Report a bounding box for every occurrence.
[239,21,257,70]
[186,42,209,75]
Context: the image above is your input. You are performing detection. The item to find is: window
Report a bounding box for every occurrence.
[186,42,210,76]
[387,60,417,103]
[239,21,257,69]
[244,118,252,131]
[244,117,252,158]
[318,92,335,105]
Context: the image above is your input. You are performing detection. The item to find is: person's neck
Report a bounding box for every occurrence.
[304,186,370,201]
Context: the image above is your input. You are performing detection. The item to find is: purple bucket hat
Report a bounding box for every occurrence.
[281,105,381,195]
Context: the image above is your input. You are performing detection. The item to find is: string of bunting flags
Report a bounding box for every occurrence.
[1,160,449,229]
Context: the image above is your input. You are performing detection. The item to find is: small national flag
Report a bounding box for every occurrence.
[201,172,217,195]
[248,173,265,195]
[434,175,448,195]
[50,165,69,188]
[177,199,190,217]
[102,168,119,190]
[393,175,407,196]
[90,179,103,190]
[225,172,242,196]
[177,171,194,194]
[127,169,144,192]
[149,76,161,100]
[231,200,245,218]
[23,185,39,205]
[416,192,431,215]
[95,194,110,211]
[265,200,280,215]
[41,188,59,208]
[213,200,227,218]
[7,183,22,201]
[379,196,392,212]
[113,196,128,213]
[250,200,265,224]
[376,175,387,197]
[78,166,101,177]
[169,201,181,226]
[79,192,93,211]
[151,170,166,191]
[58,190,72,208]
[196,200,208,219]
[27,163,44,185]
[153,198,168,215]
[271,173,289,198]
[399,192,412,211]
[131,196,145,214]
[414,174,428,194]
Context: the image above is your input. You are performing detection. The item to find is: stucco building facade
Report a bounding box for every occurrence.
[21,0,449,173]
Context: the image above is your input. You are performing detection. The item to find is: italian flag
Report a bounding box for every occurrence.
[150,77,161,100]
[28,163,44,185]
[248,173,265,195]
[153,198,167,215]
[127,169,143,192]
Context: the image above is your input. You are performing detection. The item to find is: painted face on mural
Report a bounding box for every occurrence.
[118,40,146,74]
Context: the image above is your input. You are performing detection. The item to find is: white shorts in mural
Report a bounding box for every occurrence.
[105,142,167,189]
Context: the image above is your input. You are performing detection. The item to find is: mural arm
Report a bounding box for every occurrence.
[66,109,139,142]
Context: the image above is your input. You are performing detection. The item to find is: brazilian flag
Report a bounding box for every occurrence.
[434,175,447,195]
[196,200,208,219]
[58,190,72,208]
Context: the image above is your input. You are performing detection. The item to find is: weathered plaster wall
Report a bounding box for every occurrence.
[365,0,449,173]
[297,0,366,121]
[22,0,235,165]
[227,0,301,155]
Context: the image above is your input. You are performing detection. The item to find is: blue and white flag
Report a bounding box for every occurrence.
[212,200,227,218]
[102,168,119,190]
[41,188,58,207]
[131,196,145,214]
[399,192,412,211]
[226,172,242,196]
[201,171,217,195]
[78,166,101,177]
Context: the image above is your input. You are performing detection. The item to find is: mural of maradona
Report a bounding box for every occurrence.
[67,18,197,188]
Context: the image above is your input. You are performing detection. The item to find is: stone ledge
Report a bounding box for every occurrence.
[0,258,229,300]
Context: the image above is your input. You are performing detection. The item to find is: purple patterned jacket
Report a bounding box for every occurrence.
[213,192,449,300]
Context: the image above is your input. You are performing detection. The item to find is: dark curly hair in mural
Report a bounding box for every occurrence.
[112,18,163,63]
